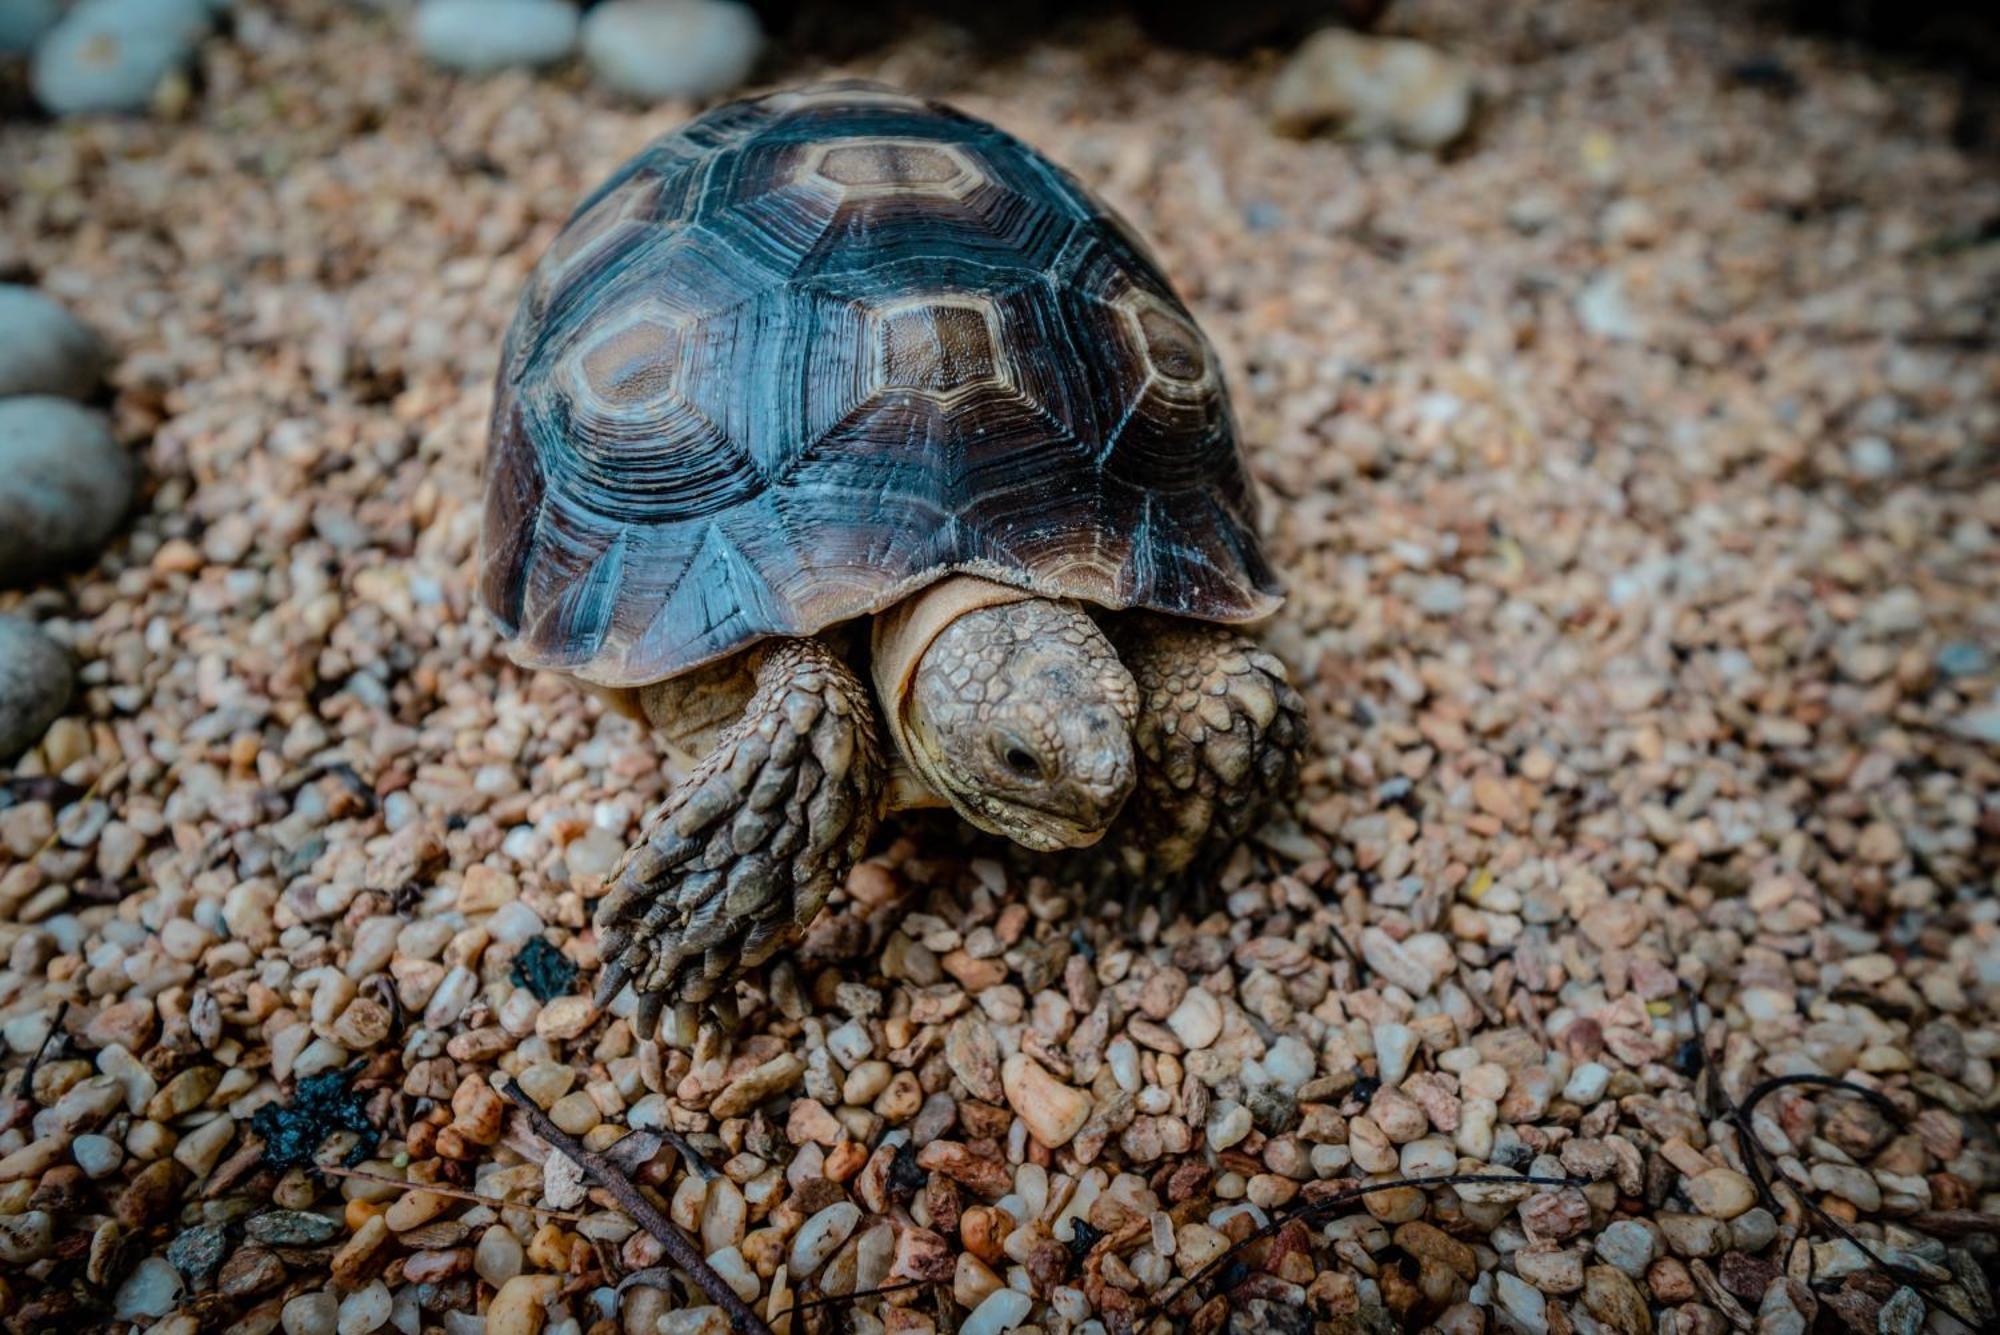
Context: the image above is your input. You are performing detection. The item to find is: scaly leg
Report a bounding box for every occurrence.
[1098,614,1307,892]
[594,637,883,1041]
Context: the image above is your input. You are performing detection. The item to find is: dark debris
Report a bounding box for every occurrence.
[511,935,580,1002]
[251,1066,381,1169]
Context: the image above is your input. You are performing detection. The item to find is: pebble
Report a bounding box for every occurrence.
[580,0,762,100]
[248,1210,341,1246]
[31,0,212,115]
[788,1201,859,1277]
[1001,1052,1092,1148]
[487,1275,561,1335]
[1494,1270,1550,1335]
[1582,1265,1652,1334]
[959,1286,1032,1335]
[1515,1248,1584,1294]
[337,1280,394,1335]
[1374,1023,1418,1085]
[114,1254,183,1319]
[1576,273,1646,341]
[413,0,579,74]
[0,0,60,54]
[1399,1136,1457,1179]
[1877,1287,1924,1335]
[0,615,72,761]
[1561,1062,1610,1105]
[0,286,108,399]
[166,1222,226,1285]
[0,397,135,584]
[1207,1100,1253,1150]
[1269,28,1475,148]
[1167,988,1223,1049]
[1358,928,1436,996]
[73,1133,124,1179]
[281,1290,338,1335]
[475,1224,524,1287]
[1593,1219,1656,1278]
[1685,1167,1756,1220]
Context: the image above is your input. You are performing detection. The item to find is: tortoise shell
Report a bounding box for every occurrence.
[481,83,1280,687]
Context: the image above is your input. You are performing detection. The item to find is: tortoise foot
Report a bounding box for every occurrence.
[1097,614,1307,895]
[593,637,883,1040]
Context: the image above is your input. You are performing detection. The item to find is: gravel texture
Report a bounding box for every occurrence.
[0,2,1996,1334]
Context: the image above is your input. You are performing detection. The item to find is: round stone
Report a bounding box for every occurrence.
[0,397,135,584]
[1685,1167,1757,1220]
[0,616,72,763]
[413,0,578,75]
[30,0,212,116]
[0,286,107,400]
[0,0,61,55]
[580,0,762,101]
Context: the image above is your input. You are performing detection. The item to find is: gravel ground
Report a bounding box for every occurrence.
[2,2,1998,1334]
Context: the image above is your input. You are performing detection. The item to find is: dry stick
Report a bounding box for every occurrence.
[500,1078,774,1335]
[1683,989,1984,1334]
[317,1164,598,1225]
[13,998,69,1096]
[1140,1172,1584,1323]
[1907,1209,2000,1237]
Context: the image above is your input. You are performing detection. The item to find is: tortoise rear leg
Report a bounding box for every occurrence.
[594,637,883,1043]
[1099,614,1306,904]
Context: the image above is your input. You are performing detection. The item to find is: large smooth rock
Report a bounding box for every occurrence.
[0,287,109,401]
[0,617,73,763]
[1270,28,1474,149]
[30,0,213,116]
[0,397,136,585]
[413,0,578,74]
[0,0,60,55]
[581,0,763,101]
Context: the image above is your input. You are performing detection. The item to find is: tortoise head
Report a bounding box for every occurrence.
[879,581,1139,850]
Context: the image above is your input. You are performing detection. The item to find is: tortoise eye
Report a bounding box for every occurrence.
[996,733,1045,781]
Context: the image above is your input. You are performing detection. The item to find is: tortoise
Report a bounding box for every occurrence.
[480,83,1306,1040]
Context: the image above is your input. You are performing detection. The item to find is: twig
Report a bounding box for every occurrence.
[13,999,69,1098]
[501,1078,773,1335]
[662,1128,721,1182]
[1906,1210,2000,1237]
[773,1278,930,1319]
[1140,1172,1583,1322]
[1680,986,1983,1333]
[316,1164,597,1225]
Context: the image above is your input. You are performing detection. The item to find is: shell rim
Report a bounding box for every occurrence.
[481,553,1285,688]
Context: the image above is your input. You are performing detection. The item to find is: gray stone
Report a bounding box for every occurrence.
[246,1209,341,1246]
[31,0,211,115]
[1875,1287,1923,1335]
[0,286,107,399]
[413,0,578,74]
[0,397,134,584]
[0,617,71,763]
[168,1221,227,1285]
[1936,641,1989,677]
[0,0,60,59]
[581,0,763,101]
[1592,1219,1656,1278]
[0,395,136,583]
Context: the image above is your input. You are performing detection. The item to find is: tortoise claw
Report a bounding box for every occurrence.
[1070,614,1306,896]
[594,637,883,1041]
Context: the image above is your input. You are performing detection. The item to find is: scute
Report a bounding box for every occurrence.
[481,82,1281,688]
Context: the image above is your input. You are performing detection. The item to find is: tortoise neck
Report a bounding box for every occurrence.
[870,575,1040,803]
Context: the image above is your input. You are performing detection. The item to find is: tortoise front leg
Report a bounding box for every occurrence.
[1099,614,1307,890]
[594,637,883,1042]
